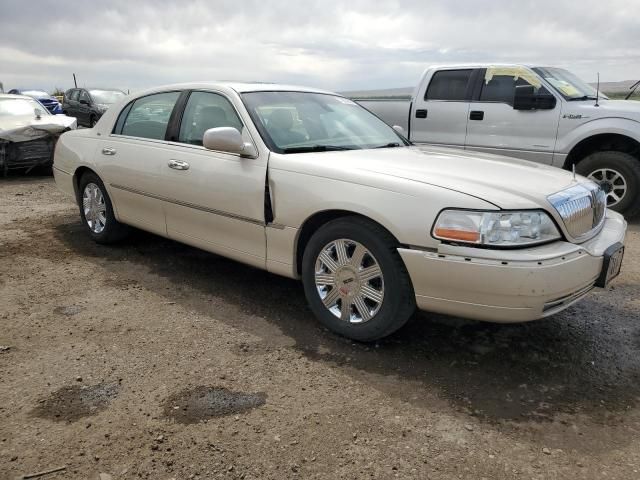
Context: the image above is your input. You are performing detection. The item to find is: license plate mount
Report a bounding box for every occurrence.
[595,242,624,288]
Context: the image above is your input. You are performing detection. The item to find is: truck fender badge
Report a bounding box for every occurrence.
[562,114,589,119]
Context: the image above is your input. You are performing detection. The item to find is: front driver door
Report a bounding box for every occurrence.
[464,66,561,164]
[161,90,267,269]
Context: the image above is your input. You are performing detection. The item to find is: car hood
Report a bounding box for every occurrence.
[565,98,640,122]
[0,114,77,143]
[274,145,581,210]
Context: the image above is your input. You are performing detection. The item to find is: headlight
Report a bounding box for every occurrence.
[432,210,561,247]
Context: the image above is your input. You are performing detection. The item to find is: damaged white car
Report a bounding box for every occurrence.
[0,94,76,176]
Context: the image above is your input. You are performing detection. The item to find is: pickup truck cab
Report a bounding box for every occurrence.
[359,64,640,217]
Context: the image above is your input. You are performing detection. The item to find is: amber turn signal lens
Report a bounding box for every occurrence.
[433,228,480,242]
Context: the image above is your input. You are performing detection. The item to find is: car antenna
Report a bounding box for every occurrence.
[572,163,576,181]
[595,72,600,107]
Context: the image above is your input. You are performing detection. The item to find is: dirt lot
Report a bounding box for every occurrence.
[1,176,639,480]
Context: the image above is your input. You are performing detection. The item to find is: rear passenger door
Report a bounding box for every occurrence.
[160,90,267,269]
[97,90,182,236]
[410,69,476,147]
[65,89,79,118]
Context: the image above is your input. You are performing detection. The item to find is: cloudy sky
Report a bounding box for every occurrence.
[1,0,639,93]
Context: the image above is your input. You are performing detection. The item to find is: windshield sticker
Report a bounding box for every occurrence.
[545,79,580,97]
[484,67,542,88]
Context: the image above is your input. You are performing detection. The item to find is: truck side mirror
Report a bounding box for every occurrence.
[513,85,556,111]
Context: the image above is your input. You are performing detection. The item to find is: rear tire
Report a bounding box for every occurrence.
[78,172,129,244]
[302,216,416,342]
[89,116,97,128]
[576,150,640,217]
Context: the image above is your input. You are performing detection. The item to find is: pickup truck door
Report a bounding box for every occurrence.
[409,69,475,147]
[160,90,267,269]
[464,67,561,164]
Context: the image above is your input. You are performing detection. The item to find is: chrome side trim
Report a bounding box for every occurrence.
[110,183,265,226]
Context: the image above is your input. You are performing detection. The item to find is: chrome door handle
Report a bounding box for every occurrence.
[168,159,190,170]
[102,147,116,156]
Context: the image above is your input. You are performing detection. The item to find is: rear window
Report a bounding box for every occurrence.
[116,91,180,140]
[425,69,473,101]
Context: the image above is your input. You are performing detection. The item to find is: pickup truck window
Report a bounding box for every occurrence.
[532,67,603,100]
[119,91,180,140]
[425,69,473,101]
[242,91,406,153]
[178,91,244,146]
[479,66,549,104]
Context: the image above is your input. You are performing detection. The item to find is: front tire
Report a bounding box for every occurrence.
[302,217,416,342]
[78,172,129,244]
[576,150,640,217]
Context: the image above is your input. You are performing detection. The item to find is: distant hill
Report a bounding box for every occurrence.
[589,80,638,93]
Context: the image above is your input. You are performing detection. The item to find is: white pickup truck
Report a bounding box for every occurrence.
[359,64,640,217]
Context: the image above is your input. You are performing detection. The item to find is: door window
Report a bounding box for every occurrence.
[119,91,180,140]
[178,91,244,146]
[68,89,79,101]
[78,90,91,104]
[479,67,550,104]
[425,70,473,101]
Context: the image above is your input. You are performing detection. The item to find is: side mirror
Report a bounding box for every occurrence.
[79,99,89,105]
[203,127,257,157]
[513,85,556,110]
[34,108,43,120]
[392,125,406,137]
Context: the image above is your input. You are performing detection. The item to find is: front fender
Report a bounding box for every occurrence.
[557,117,640,155]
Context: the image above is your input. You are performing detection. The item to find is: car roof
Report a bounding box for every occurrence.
[129,82,336,98]
[0,93,38,100]
[426,63,536,69]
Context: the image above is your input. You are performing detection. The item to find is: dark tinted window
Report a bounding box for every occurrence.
[425,70,473,101]
[480,67,551,104]
[79,90,90,103]
[178,91,243,146]
[67,89,79,101]
[120,91,180,140]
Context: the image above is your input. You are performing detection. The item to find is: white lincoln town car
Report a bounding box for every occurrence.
[53,82,627,341]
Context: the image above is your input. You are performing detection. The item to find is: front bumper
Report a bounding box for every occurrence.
[399,211,627,323]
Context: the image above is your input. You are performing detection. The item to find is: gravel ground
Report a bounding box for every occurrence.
[1,175,639,480]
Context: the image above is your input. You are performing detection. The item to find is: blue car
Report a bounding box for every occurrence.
[7,89,63,114]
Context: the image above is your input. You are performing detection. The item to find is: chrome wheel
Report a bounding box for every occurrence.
[588,168,627,207]
[82,183,107,233]
[314,239,384,324]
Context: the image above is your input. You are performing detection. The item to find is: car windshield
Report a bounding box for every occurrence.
[241,91,407,153]
[0,97,50,116]
[21,90,52,99]
[532,67,607,100]
[90,89,125,104]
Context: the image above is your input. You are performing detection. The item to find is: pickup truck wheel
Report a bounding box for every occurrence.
[78,172,129,244]
[302,217,416,342]
[577,151,640,217]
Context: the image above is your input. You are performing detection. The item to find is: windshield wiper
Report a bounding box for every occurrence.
[281,145,354,153]
[374,142,401,149]
[568,95,598,101]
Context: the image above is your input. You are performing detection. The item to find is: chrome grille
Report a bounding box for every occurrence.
[547,182,606,242]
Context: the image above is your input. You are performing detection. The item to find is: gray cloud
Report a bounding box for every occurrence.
[1,0,638,93]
